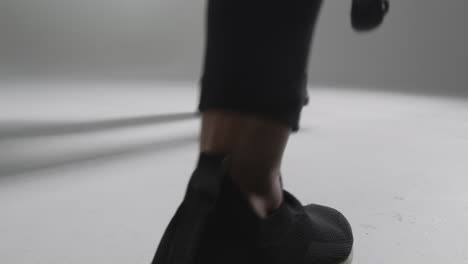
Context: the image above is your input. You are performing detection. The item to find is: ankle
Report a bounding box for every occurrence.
[247,187,284,219]
[232,171,284,219]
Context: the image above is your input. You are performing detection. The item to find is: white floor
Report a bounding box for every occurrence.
[1,80,467,264]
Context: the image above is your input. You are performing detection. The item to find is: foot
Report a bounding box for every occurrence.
[195,171,354,264]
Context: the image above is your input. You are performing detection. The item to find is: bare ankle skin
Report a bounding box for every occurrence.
[200,110,290,218]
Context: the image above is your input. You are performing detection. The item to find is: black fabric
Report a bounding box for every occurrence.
[194,172,354,264]
[198,0,324,132]
[152,153,353,264]
[198,0,389,131]
[151,152,227,264]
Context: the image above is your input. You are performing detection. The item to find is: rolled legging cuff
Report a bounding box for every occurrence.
[197,74,307,132]
[197,0,324,133]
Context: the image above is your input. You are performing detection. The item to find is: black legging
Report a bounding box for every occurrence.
[198,0,324,132]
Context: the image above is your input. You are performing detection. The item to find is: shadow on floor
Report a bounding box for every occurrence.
[0,111,313,178]
[0,112,199,140]
[0,133,198,178]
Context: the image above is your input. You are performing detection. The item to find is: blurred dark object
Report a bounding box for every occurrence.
[351,0,389,32]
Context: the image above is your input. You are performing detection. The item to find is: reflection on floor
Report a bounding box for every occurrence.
[1,81,467,264]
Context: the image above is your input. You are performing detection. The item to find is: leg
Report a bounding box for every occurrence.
[152,1,354,263]
[201,110,289,217]
[195,1,353,263]
[198,0,323,217]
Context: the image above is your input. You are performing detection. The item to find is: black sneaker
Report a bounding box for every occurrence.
[151,152,228,264]
[195,168,354,264]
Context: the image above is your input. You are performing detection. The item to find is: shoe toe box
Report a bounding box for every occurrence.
[303,204,354,263]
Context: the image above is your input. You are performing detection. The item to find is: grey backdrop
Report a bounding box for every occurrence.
[1,0,467,97]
